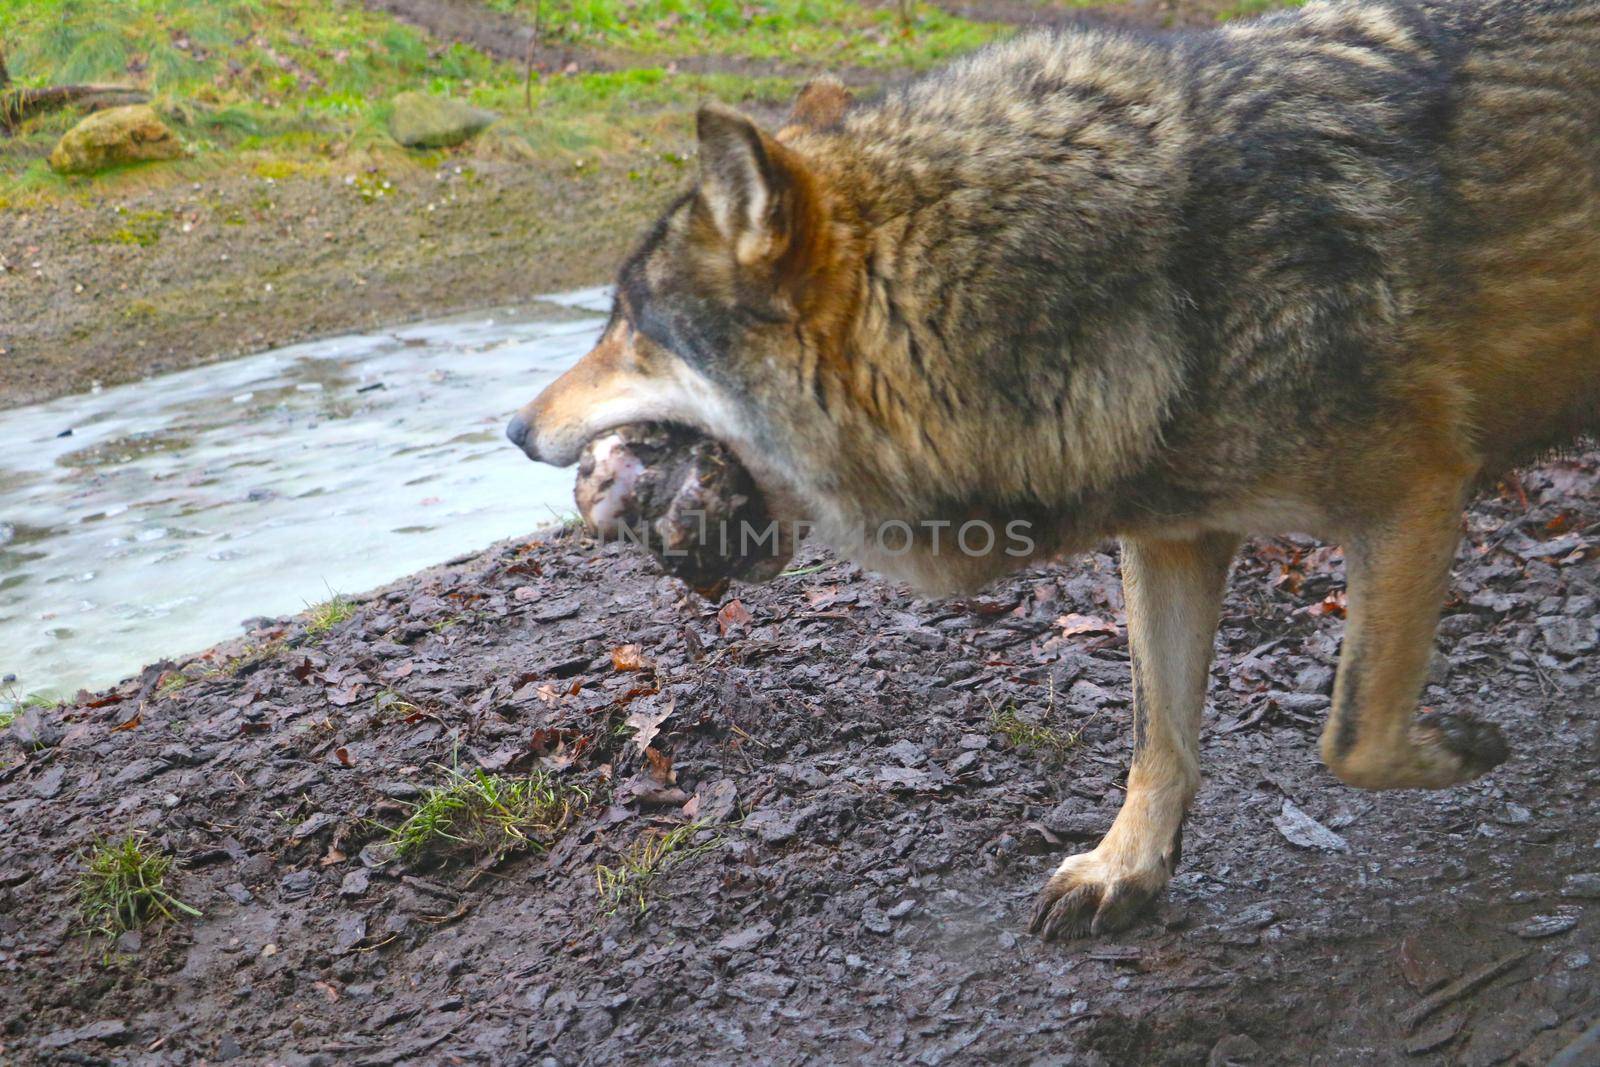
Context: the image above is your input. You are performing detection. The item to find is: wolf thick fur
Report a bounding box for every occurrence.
[511,0,1600,938]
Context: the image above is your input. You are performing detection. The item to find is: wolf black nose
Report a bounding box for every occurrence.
[505,413,536,458]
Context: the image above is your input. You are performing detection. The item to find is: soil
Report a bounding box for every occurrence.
[3,448,1598,1065]
[0,156,674,412]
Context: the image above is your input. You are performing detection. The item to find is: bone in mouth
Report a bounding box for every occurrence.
[574,423,790,598]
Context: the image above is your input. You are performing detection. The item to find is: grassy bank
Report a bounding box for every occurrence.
[0,0,1005,203]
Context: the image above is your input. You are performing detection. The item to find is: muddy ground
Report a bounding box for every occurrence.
[0,155,675,412]
[3,446,1598,1065]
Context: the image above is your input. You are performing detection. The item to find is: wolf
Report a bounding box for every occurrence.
[507,0,1600,939]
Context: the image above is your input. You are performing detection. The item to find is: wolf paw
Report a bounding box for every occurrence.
[1328,709,1510,789]
[1411,710,1509,780]
[1028,851,1168,941]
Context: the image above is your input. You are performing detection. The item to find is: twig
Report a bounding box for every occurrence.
[1,84,149,131]
[523,0,541,113]
[1399,948,1530,1032]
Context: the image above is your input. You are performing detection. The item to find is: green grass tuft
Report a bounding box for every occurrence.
[1,689,56,728]
[303,592,355,636]
[78,833,201,937]
[390,766,587,863]
[988,702,1082,759]
[595,822,720,916]
[486,0,1003,67]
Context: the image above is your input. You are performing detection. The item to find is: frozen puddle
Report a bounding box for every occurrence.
[0,287,612,702]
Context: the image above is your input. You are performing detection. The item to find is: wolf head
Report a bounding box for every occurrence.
[509,69,1189,592]
[507,95,885,558]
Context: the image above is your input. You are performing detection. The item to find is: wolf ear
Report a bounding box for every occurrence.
[696,103,805,267]
[787,76,851,131]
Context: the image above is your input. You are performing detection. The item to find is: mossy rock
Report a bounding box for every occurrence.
[388,92,497,149]
[48,105,186,175]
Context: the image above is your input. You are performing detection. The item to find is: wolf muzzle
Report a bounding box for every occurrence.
[505,413,539,461]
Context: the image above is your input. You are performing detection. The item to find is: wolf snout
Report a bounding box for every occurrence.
[504,412,540,461]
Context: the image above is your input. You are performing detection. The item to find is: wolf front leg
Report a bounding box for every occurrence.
[1320,477,1508,789]
[1031,531,1238,940]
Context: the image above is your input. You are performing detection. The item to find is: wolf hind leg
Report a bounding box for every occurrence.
[1319,472,1508,789]
[1031,531,1237,941]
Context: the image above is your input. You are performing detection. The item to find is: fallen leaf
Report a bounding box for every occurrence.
[327,685,362,707]
[717,599,753,635]
[313,980,340,1004]
[1306,590,1348,618]
[111,712,142,732]
[1056,613,1118,638]
[333,746,353,767]
[643,745,674,785]
[534,684,562,705]
[625,697,674,756]
[611,644,649,671]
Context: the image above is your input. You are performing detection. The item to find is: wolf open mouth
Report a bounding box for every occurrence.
[573,423,794,599]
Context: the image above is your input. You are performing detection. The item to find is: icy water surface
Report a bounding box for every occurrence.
[0,289,611,701]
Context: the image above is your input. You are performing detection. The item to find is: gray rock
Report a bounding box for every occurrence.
[1293,664,1335,694]
[290,812,335,841]
[1559,873,1600,899]
[884,739,926,766]
[715,921,774,953]
[31,767,65,799]
[333,912,367,951]
[691,779,738,825]
[280,870,315,900]
[1273,799,1350,853]
[1508,908,1581,939]
[1208,1033,1264,1066]
[113,758,166,785]
[39,1020,127,1049]
[339,869,371,897]
[1540,616,1598,657]
[745,806,809,845]
[10,706,63,748]
[359,842,399,869]
[1041,804,1110,839]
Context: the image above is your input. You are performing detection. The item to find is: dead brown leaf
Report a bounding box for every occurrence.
[1057,613,1118,638]
[717,599,753,635]
[1307,590,1348,618]
[611,644,649,671]
[643,745,675,785]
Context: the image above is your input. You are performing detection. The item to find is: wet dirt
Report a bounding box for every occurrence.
[0,157,675,413]
[3,451,1597,1064]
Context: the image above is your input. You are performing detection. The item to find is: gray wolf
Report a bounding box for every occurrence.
[507,0,1600,938]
